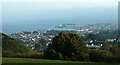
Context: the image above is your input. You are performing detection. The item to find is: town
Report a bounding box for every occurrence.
[9,24,119,52]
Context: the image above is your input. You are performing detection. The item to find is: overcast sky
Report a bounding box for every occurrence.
[2,0,119,24]
[3,0,119,7]
[2,0,119,2]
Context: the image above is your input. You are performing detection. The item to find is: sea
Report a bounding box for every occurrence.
[2,22,117,35]
[2,23,58,34]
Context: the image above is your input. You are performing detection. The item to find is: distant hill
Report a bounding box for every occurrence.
[1,33,42,58]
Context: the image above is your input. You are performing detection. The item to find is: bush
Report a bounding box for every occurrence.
[44,49,63,60]
[107,54,120,63]
[89,49,113,62]
[16,51,43,58]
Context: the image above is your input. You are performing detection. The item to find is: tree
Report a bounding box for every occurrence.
[39,39,46,47]
[44,31,89,61]
[35,43,41,50]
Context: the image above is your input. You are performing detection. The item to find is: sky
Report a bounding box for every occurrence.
[2,0,119,7]
[2,0,119,3]
[2,0,119,24]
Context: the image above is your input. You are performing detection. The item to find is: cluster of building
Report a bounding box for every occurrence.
[9,24,118,51]
[86,39,118,49]
[10,31,55,51]
[56,24,117,34]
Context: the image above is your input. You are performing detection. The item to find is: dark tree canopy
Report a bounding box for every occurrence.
[44,31,89,61]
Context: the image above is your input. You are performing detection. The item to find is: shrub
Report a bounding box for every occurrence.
[89,49,113,62]
[16,51,43,58]
[107,54,120,63]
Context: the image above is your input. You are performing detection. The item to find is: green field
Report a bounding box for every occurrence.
[2,58,120,65]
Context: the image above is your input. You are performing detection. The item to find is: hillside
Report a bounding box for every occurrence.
[1,33,42,58]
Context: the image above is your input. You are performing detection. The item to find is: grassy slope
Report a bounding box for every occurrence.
[2,58,120,65]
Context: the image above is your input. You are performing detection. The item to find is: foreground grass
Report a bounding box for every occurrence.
[2,58,91,63]
[2,58,120,65]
